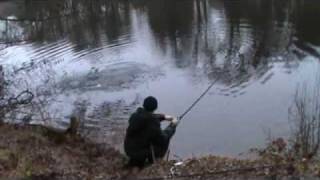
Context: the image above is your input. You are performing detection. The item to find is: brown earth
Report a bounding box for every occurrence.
[0,123,319,180]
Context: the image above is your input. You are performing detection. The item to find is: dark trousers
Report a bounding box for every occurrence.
[128,142,170,168]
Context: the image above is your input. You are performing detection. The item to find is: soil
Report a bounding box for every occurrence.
[0,123,319,180]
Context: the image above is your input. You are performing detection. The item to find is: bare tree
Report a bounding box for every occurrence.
[289,76,320,159]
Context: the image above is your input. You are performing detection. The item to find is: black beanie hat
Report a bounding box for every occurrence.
[143,96,158,112]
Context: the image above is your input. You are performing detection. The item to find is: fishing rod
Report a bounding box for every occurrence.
[164,75,221,161]
[177,76,220,123]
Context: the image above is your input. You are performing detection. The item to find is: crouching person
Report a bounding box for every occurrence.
[124,96,178,168]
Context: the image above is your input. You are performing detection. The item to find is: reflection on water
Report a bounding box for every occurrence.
[0,0,320,157]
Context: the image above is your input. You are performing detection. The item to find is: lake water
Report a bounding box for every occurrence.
[0,0,320,158]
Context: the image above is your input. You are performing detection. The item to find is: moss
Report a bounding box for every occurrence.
[0,149,18,170]
[0,149,11,159]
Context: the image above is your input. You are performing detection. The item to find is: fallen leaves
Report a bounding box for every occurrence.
[2,124,320,179]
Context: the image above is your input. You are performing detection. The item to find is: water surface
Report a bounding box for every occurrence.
[1,0,320,158]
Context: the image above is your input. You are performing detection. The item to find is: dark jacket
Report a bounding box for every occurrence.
[124,107,176,159]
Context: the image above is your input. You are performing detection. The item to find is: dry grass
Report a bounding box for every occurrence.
[0,124,126,179]
[2,123,320,179]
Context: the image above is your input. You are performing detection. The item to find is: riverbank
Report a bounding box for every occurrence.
[0,123,319,180]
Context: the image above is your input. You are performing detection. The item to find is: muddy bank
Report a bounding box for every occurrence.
[1,124,320,180]
[0,123,124,179]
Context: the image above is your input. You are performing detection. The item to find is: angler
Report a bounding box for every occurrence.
[124,76,219,168]
[124,96,178,168]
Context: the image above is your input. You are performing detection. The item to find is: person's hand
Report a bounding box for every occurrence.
[164,115,174,121]
[171,117,179,126]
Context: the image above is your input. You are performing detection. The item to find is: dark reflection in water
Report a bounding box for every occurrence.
[1,0,320,64]
[1,0,320,157]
